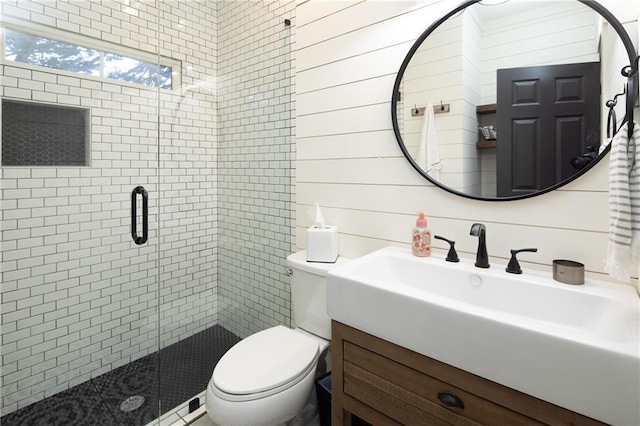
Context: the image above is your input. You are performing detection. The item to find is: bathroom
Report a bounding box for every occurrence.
[1,0,639,425]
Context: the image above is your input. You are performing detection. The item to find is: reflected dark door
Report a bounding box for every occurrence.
[496,62,600,197]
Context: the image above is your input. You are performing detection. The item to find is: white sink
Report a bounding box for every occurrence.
[327,246,640,425]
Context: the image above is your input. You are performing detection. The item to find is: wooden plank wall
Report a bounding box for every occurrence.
[294,0,639,291]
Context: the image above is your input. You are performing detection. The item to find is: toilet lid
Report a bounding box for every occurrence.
[213,326,320,395]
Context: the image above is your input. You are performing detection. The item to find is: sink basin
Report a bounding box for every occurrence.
[327,246,640,425]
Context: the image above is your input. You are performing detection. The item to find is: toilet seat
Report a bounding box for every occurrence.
[212,326,320,402]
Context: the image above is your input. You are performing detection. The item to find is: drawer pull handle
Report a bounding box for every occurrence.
[438,391,465,409]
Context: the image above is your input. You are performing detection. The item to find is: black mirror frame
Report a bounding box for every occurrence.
[391,0,639,201]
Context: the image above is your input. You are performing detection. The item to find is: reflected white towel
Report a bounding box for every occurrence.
[605,121,640,282]
[416,102,442,179]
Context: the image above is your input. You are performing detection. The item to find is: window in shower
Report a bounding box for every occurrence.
[2,26,177,89]
[1,99,90,166]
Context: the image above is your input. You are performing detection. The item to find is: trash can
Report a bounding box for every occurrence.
[315,372,332,426]
[314,372,371,426]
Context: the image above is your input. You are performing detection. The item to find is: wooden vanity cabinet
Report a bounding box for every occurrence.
[331,321,606,426]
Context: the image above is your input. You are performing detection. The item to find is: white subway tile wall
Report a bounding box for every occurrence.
[216,0,295,339]
[0,0,220,416]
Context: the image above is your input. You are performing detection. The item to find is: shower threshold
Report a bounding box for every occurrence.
[149,390,209,426]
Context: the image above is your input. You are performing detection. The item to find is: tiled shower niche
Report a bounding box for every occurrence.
[2,99,89,166]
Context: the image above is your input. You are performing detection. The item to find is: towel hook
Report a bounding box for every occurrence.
[621,55,640,78]
[411,104,426,117]
[606,86,625,108]
[622,55,639,139]
[607,106,617,139]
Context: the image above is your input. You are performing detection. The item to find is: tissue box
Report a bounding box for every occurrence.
[307,226,338,263]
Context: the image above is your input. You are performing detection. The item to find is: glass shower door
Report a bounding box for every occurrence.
[153,1,236,419]
[0,2,163,423]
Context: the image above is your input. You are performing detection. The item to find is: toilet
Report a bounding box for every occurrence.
[205,250,349,426]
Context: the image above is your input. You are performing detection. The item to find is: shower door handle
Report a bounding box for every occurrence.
[131,186,148,245]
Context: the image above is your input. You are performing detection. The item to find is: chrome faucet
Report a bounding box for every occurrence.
[469,223,489,268]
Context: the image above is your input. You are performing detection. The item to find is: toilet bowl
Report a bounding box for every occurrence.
[205,251,349,426]
[205,326,328,426]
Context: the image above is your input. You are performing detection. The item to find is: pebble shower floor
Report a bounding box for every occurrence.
[0,325,240,426]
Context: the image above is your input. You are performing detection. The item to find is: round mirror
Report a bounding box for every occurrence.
[392,0,638,200]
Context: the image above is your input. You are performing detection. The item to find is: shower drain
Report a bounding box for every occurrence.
[120,395,145,412]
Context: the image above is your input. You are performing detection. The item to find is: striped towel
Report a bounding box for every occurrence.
[605,121,640,282]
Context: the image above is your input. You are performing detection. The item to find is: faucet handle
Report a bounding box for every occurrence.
[506,248,538,274]
[434,235,460,262]
[469,223,485,236]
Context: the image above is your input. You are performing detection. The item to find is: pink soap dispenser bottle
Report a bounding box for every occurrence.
[412,211,431,257]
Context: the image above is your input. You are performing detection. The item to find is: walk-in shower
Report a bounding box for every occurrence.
[1,1,294,424]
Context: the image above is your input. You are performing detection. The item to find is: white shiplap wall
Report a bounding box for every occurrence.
[295,0,640,292]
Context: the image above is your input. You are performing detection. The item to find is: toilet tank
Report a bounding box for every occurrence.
[286,251,350,340]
